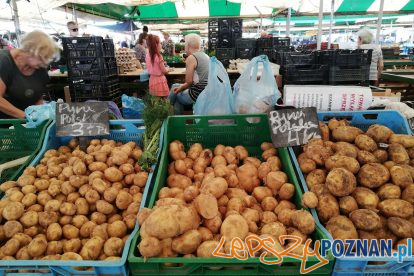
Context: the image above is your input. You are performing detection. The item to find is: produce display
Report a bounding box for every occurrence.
[116,48,141,71]
[298,119,414,250]
[0,138,148,261]
[137,141,317,258]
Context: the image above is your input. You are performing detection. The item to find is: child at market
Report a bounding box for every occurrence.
[145,34,170,97]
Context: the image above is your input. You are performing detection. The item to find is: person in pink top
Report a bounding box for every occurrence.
[145,34,169,97]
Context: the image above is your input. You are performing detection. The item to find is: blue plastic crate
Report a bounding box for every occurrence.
[0,120,163,276]
[288,110,414,276]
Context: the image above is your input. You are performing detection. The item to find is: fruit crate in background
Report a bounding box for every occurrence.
[328,65,370,86]
[257,37,291,49]
[288,110,414,276]
[67,56,118,78]
[236,48,256,59]
[128,114,334,276]
[0,119,52,184]
[0,120,162,276]
[276,51,318,67]
[68,77,120,99]
[282,64,329,85]
[215,48,235,61]
[319,49,372,67]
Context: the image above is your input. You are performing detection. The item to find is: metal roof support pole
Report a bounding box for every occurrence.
[286,8,291,37]
[328,0,335,49]
[317,0,323,50]
[376,0,384,45]
[72,4,78,23]
[10,0,21,47]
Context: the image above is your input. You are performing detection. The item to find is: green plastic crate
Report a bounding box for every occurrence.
[0,119,51,184]
[128,114,334,275]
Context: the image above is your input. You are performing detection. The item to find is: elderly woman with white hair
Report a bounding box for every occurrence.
[0,30,58,118]
[357,28,384,86]
[169,33,209,114]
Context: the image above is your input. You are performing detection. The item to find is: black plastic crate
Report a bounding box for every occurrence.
[62,36,114,58]
[68,74,119,84]
[276,51,317,67]
[216,48,235,60]
[67,57,117,78]
[283,64,328,85]
[273,37,290,48]
[328,65,370,85]
[208,19,218,28]
[236,48,255,59]
[236,38,256,49]
[69,79,120,99]
[219,19,231,28]
[208,30,219,38]
[319,49,372,67]
[257,38,273,48]
[257,48,274,61]
[218,37,233,48]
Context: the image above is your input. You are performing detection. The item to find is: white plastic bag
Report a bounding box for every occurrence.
[233,55,280,115]
[194,57,234,115]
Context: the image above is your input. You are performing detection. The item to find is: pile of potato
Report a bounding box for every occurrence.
[137,141,316,258]
[299,119,414,251]
[0,138,148,261]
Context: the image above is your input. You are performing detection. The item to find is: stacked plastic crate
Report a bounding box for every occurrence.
[256,37,291,62]
[235,38,256,60]
[211,19,242,66]
[276,51,328,85]
[62,36,121,106]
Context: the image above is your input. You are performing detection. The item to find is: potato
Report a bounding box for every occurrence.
[91,212,107,225]
[278,183,295,200]
[8,190,24,202]
[134,172,148,188]
[139,237,162,257]
[402,184,414,204]
[389,134,414,148]
[103,167,123,182]
[333,142,359,158]
[220,214,249,241]
[226,197,244,214]
[261,197,278,211]
[61,252,83,260]
[358,163,390,189]
[2,201,24,220]
[267,156,281,172]
[80,221,97,238]
[325,168,356,197]
[28,237,47,257]
[4,221,23,238]
[200,177,228,199]
[74,198,89,215]
[355,134,378,152]
[46,223,62,241]
[252,187,273,202]
[332,126,363,143]
[66,192,81,203]
[104,237,124,257]
[337,196,358,216]
[197,227,213,242]
[16,246,30,260]
[357,150,379,165]
[17,174,35,187]
[316,194,340,223]
[326,215,358,242]
[13,233,31,247]
[276,209,294,226]
[349,209,381,231]
[107,221,127,238]
[378,199,414,218]
[304,144,331,166]
[287,227,308,244]
[80,237,104,260]
[20,211,38,228]
[305,169,326,190]
[37,191,52,206]
[2,238,20,256]
[167,174,192,190]
[73,160,87,175]
[390,166,413,189]
[95,200,114,215]
[60,202,77,216]
[373,149,388,163]
[325,155,360,174]
[387,217,413,238]
[197,240,222,257]
[377,184,401,200]
[260,221,287,240]
[21,185,36,195]
[242,208,260,223]
[59,215,73,226]
[193,192,218,219]
[19,192,35,208]
[388,143,410,164]
[183,186,200,203]
[234,146,248,160]
[72,215,89,229]
[244,157,261,168]
[291,210,315,234]
[204,215,222,234]
[274,200,296,215]
[366,124,393,143]
[63,225,79,239]
[301,192,318,208]
[172,230,202,254]
[236,163,260,193]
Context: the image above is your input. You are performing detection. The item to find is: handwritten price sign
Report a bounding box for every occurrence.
[56,102,110,137]
[267,107,321,147]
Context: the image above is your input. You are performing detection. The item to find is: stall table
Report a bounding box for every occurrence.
[380,70,414,100]
[384,59,414,69]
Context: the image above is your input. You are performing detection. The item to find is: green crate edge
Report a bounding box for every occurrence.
[0,119,52,184]
[128,114,334,275]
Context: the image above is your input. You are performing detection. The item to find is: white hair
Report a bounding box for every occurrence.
[357,28,374,44]
[185,34,201,50]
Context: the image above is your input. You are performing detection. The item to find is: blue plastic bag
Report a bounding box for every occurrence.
[194,57,234,115]
[122,94,145,119]
[25,101,56,128]
[233,55,280,115]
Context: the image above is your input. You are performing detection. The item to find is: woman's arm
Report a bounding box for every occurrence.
[159,58,169,75]
[175,55,196,93]
[0,79,25,118]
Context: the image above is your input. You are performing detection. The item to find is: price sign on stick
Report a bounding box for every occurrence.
[56,102,110,137]
[267,107,321,148]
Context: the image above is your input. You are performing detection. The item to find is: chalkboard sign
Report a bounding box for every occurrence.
[267,107,321,148]
[56,102,110,137]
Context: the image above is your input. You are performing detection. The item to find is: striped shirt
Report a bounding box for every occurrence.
[359,44,383,81]
[188,51,210,102]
